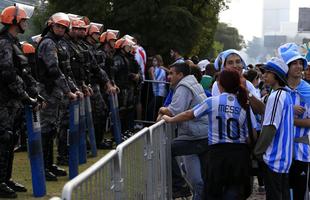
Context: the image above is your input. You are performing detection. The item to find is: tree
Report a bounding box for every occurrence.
[106,0,228,60]
[214,22,244,51]
[34,0,228,61]
[246,36,265,61]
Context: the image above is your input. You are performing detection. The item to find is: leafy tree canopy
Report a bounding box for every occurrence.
[214,22,245,51]
[33,0,233,61]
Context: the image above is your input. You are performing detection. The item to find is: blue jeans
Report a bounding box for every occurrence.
[177,155,204,200]
[172,138,208,199]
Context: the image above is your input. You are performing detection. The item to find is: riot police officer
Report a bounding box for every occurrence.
[0,4,38,198]
[98,30,118,79]
[36,12,80,181]
[82,24,118,148]
[55,18,88,165]
[113,38,141,133]
[57,29,83,166]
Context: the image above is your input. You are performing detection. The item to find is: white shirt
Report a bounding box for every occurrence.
[134,46,146,80]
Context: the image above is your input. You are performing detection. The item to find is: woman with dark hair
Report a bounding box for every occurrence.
[212,49,265,115]
[147,55,167,120]
[162,69,257,199]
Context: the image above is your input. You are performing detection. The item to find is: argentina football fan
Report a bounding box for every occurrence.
[158,62,208,199]
[278,43,310,200]
[212,49,265,115]
[254,57,294,200]
[162,68,257,199]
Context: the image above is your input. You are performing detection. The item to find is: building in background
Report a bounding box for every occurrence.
[263,0,310,49]
[263,0,290,36]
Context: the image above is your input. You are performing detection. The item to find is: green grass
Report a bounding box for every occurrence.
[10,149,110,200]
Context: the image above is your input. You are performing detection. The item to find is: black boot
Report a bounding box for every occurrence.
[57,128,68,165]
[5,140,15,190]
[0,138,16,198]
[49,164,67,177]
[45,170,57,181]
[13,146,27,152]
[97,139,113,149]
[42,133,57,181]
[5,180,26,192]
[0,182,17,198]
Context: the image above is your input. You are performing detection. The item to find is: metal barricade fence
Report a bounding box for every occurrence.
[148,120,173,200]
[116,128,150,199]
[58,120,174,200]
[137,80,170,125]
[61,150,121,200]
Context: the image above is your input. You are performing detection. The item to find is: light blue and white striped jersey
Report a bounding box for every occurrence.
[254,88,262,131]
[262,88,294,173]
[152,66,167,97]
[193,92,257,145]
[290,89,310,162]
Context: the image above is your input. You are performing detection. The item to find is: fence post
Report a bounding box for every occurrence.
[146,129,153,200]
[113,151,122,200]
[165,123,173,200]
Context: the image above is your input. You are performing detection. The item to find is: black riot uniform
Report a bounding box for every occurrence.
[80,39,111,147]
[36,30,73,181]
[0,30,37,197]
[113,48,142,133]
[56,38,79,165]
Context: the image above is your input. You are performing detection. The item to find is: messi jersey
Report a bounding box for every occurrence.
[193,92,256,145]
[290,89,310,162]
[263,88,294,173]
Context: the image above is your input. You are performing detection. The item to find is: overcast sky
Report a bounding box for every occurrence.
[219,0,310,42]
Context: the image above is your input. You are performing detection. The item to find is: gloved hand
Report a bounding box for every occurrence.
[37,94,46,103]
[67,91,78,101]
[35,94,47,110]
[22,96,38,107]
[75,90,84,99]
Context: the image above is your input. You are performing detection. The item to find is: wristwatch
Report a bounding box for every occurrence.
[249,93,253,98]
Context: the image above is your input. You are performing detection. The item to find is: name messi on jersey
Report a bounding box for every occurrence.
[218,105,241,114]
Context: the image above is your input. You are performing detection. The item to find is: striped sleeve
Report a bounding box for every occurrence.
[263,90,284,129]
[155,68,166,81]
[305,103,310,118]
[193,97,212,118]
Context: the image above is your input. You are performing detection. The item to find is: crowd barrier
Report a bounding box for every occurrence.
[136,80,170,125]
[58,120,174,200]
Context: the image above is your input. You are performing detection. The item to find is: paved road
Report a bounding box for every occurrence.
[176,178,266,200]
[248,178,266,200]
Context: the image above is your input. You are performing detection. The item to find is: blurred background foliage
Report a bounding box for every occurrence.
[1,0,244,61]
